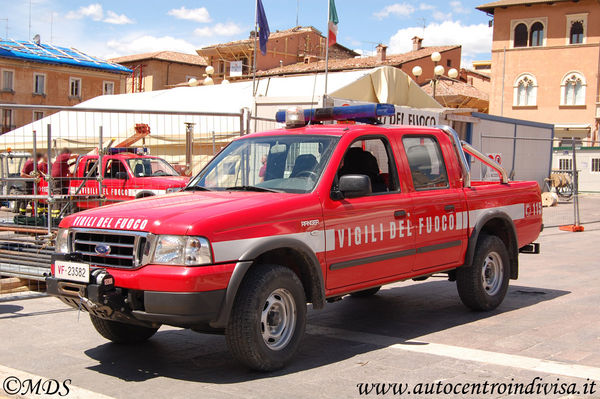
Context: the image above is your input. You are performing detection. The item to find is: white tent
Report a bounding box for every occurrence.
[0,66,441,173]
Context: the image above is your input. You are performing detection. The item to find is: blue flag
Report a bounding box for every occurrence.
[257,0,270,55]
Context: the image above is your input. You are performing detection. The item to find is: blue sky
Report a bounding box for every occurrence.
[2,0,493,67]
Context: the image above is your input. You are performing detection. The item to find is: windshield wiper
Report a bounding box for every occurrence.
[225,185,281,193]
[183,186,212,191]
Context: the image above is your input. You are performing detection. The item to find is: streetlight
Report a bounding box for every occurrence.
[411,51,458,99]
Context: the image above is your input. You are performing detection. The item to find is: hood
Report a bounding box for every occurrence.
[61,190,322,239]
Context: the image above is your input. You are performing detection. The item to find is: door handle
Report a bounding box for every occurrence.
[444,205,455,212]
[394,210,407,219]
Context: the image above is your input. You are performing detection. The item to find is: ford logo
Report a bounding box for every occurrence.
[95,244,111,255]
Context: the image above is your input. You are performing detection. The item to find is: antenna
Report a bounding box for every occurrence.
[418,17,426,37]
[0,18,7,39]
[296,0,299,27]
[50,13,53,43]
[28,0,32,39]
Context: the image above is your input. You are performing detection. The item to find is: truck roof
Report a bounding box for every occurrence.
[244,124,443,139]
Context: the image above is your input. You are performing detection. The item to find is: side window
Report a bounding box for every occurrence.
[83,159,98,176]
[104,159,126,178]
[402,136,449,190]
[336,137,399,194]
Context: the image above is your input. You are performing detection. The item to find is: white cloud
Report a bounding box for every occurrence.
[419,4,436,10]
[103,11,133,25]
[194,22,244,38]
[389,20,492,59]
[66,3,103,21]
[106,35,198,57]
[433,11,452,21]
[373,3,415,19]
[65,4,133,25]
[168,7,212,23]
[450,1,471,14]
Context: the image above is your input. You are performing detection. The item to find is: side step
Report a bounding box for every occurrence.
[519,243,540,254]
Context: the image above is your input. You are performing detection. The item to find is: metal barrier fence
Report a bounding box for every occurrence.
[480,132,594,229]
[0,103,260,281]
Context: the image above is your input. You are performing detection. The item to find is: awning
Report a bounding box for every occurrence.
[553,124,591,138]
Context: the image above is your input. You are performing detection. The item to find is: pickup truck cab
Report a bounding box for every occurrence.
[39,150,188,210]
[47,105,542,371]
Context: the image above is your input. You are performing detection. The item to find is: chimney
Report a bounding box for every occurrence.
[412,36,423,51]
[376,44,387,62]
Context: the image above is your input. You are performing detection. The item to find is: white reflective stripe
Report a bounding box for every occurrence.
[212,230,326,263]
[325,229,336,251]
[468,203,525,228]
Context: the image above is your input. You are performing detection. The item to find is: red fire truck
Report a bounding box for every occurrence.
[38,149,188,211]
[47,105,542,371]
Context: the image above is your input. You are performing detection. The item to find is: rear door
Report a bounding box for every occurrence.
[102,158,131,202]
[399,133,468,271]
[323,135,415,290]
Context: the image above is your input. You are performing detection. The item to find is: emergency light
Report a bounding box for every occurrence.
[107,147,150,155]
[276,104,396,127]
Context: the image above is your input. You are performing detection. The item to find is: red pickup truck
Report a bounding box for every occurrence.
[39,150,188,210]
[47,105,542,371]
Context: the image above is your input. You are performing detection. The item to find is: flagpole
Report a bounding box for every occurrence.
[252,0,259,96]
[324,0,330,97]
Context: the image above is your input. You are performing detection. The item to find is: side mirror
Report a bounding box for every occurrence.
[115,171,128,180]
[338,174,372,199]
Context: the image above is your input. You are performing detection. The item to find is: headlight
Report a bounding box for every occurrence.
[55,228,69,253]
[166,187,182,193]
[152,235,212,266]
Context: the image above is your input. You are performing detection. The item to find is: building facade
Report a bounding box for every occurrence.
[0,39,130,133]
[478,0,600,143]
[109,51,208,93]
[197,26,359,83]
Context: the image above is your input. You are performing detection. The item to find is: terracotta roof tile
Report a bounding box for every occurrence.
[422,78,489,101]
[256,45,460,77]
[477,0,570,13]
[109,51,208,66]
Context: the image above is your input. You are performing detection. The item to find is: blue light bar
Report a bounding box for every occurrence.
[275,103,396,125]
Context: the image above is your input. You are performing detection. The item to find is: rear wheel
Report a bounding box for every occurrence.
[456,234,510,311]
[226,264,306,371]
[90,315,158,344]
[349,286,381,298]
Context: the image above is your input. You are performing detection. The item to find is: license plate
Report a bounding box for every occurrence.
[54,260,90,283]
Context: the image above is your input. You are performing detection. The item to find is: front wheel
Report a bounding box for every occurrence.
[226,264,306,371]
[456,234,510,311]
[90,315,158,344]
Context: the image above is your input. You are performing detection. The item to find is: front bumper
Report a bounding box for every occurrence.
[46,276,225,329]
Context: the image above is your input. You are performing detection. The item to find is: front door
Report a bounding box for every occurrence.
[401,134,468,271]
[323,136,415,290]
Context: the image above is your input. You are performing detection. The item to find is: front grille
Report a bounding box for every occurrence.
[71,229,147,269]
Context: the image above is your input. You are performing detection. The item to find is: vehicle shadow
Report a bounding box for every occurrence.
[0,304,23,314]
[84,281,569,384]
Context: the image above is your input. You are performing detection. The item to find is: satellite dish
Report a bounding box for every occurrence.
[33,34,41,45]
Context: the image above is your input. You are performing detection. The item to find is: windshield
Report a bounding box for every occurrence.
[189,135,339,193]
[127,158,179,177]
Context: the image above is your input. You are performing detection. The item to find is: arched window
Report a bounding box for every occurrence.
[529,22,544,46]
[561,72,586,105]
[513,74,537,106]
[570,21,584,44]
[514,23,528,47]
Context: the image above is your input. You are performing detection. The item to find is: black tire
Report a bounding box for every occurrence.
[89,314,158,344]
[226,264,306,371]
[349,286,381,298]
[456,234,510,311]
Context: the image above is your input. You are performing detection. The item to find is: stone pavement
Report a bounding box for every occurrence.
[0,200,599,398]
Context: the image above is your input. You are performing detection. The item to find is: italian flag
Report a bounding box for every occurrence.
[328,0,339,47]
